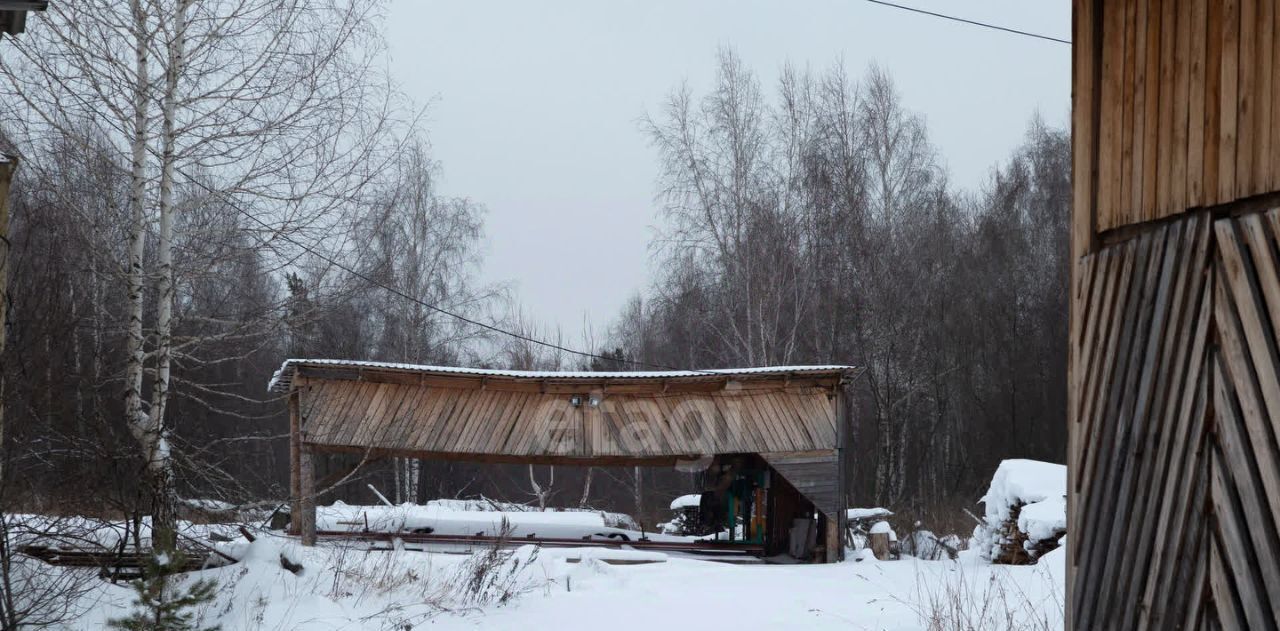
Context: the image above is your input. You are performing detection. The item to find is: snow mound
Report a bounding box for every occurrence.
[901,530,961,560]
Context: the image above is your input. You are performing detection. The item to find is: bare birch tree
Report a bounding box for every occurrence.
[0,0,405,551]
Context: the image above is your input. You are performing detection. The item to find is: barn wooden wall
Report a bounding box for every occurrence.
[1085,0,1280,235]
[295,380,838,459]
[1073,1,1280,627]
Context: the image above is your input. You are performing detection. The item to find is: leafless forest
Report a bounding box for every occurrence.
[0,0,1066,547]
[620,52,1069,524]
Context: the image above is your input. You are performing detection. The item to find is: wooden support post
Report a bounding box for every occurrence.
[825,516,840,563]
[288,388,301,535]
[835,384,850,562]
[299,442,316,546]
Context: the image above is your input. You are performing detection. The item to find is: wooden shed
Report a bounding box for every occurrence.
[0,1,47,37]
[1072,0,1280,627]
[270,360,853,562]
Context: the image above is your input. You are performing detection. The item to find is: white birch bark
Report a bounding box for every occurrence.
[141,0,191,553]
[123,0,152,481]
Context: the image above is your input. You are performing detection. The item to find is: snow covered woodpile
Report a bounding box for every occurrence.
[974,459,1066,565]
[670,494,701,511]
[659,494,705,535]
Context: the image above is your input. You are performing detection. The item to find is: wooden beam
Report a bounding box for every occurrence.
[299,442,316,546]
[287,387,301,536]
[303,443,689,468]
[824,516,840,563]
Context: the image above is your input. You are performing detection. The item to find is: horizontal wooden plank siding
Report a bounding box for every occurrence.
[761,451,841,519]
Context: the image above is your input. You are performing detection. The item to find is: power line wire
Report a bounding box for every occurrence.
[863,0,1071,46]
[209,189,706,373]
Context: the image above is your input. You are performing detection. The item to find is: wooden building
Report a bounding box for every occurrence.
[0,1,47,37]
[1072,0,1280,628]
[270,359,853,562]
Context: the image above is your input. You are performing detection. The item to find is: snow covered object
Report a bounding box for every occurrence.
[659,494,703,535]
[974,459,1067,564]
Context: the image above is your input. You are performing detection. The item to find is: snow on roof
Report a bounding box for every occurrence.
[670,494,702,510]
[268,358,855,392]
[847,507,893,521]
[979,459,1067,525]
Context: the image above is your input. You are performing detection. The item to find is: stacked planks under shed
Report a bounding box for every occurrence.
[269,360,854,563]
[1073,0,1280,628]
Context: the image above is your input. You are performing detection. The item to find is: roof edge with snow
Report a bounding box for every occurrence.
[268,358,855,393]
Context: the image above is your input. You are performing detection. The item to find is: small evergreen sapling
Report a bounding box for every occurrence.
[108,552,219,631]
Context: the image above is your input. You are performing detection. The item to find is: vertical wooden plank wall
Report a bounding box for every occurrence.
[1087,0,1280,233]
[1072,0,1280,628]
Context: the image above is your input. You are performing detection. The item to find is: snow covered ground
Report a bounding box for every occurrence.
[32,533,1063,630]
[13,471,1069,630]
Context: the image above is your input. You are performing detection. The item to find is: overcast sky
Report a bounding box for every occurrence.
[384,0,1071,343]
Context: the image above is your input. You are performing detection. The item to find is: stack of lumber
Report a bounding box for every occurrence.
[19,544,222,581]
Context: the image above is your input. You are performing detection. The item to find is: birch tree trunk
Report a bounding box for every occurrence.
[405,459,420,503]
[141,0,190,555]
[122,0,156,549]
[633,466,643,522]
[578,466,594,508]
[528,465,553,510]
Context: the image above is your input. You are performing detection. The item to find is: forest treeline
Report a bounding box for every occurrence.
[612,52,1070,519]
[0,1,1066,535]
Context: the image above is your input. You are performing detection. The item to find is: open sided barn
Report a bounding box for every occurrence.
[270,360,853,562]
[1072,0,1280,628]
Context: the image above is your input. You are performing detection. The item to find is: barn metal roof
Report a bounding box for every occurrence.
[269,358,853,393]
